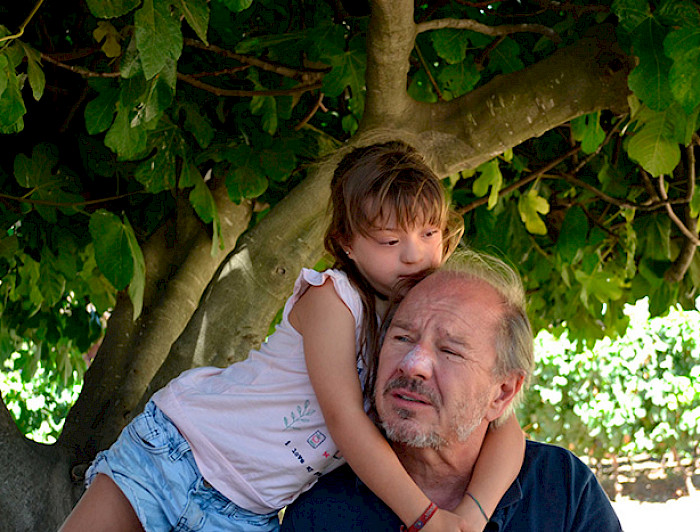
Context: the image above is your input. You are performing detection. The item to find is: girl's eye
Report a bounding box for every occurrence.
[394,335,411,343]
[424,228,440,238]
[381,239,399,246]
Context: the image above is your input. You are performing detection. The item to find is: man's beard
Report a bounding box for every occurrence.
[378,376,487,450]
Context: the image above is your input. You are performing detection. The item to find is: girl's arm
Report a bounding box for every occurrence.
[453,413,525,527]
[291,281,468,532]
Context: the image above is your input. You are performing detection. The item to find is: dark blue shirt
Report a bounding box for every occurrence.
[281,440,622,531]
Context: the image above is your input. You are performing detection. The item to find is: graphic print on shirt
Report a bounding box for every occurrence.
[283,399,316,431]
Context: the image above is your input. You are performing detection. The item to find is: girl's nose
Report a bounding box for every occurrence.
[401,239,422,264]
[398,345,434,380]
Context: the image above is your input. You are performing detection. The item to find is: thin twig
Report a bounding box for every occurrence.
[294,92,325,131]
[186,66,250,79]
[413,42,444,101]
[528,0,609,15]
[657,174,700,246]
[184,38,327,82]
[416,18,561,43]
[571,115,627,175]
[41,53,120,77]
[457,146,580,215]
[0,0,46,44]
[0,190,143,208]
[177,72,322,97]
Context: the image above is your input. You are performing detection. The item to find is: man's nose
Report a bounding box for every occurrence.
[397,344,434,379]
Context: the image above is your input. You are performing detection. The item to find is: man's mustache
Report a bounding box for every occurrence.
[382,376,441,409]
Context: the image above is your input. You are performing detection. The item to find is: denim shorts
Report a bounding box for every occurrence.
[86,401,280,531]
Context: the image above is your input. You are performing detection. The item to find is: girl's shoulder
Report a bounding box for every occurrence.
[287,268,362,324]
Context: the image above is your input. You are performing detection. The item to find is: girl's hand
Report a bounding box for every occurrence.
[420,508,483,532]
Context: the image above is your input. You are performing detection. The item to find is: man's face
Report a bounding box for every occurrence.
[374,273,508,449]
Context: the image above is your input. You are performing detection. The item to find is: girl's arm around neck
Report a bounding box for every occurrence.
[454,413,525,527]
[291,281,470,532]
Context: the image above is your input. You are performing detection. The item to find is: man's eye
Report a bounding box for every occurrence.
[442,348,462,358]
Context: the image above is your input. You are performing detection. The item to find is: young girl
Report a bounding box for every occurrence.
[61,141,524,532]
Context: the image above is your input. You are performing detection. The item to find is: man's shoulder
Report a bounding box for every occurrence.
[281,465,400,532]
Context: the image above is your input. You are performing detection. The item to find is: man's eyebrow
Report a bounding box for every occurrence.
[388,318,412,331]
[439,327,470,348]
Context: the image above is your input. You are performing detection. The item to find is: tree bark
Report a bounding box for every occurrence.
[57,180,252,466]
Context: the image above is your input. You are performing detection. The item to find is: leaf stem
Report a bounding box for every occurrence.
[0,0,46,45]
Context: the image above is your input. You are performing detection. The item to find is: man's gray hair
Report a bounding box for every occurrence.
[440,249,535,427]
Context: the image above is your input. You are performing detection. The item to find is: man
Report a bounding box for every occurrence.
[281,250,622,531]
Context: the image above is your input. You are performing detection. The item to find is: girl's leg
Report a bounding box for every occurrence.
[59,473,144,532]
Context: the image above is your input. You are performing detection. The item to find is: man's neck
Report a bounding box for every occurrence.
[392,426,488,510]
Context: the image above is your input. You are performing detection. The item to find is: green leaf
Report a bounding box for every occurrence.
[13,142,58,189]
[88,210,134,290]
[664,26,700,114]
[628,18,673,111]
[259,145,296,182]
[690,184,700,219]
[124,217,145,320]
[134,126,181,192]
[557,206,588,263]
[93,21,123,58]
[574,270,625,308]
[104,106,148,160]
[611,0,650,34]
[656,0,700,27]
[408,69,438,103]
[224,145,268,202]
[571,112,605,154]
[321,37,366,99]
[437,60,480,100]
[84,85,119,135]
[431,29,470,65]
[627,106,681,176]
[135,0,183,80]
[176,0,209,44]
[472,159,502,209]
[21,44,45,101]
[181,162,223,254]
[219,0,254,12]
[518,189,550,235]
[86,0,140,18]
[182,102,215,148]
[250,94,278,136]
[39,252,66,307]
[0,54,27,132]
[488,38,524,74]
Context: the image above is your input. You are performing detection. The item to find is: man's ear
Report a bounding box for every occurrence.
[485,373,524,422]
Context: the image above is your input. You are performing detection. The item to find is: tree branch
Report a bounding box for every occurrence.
[657,174,700,246]
[664,144,699,282]
[294,91,326,131]
[416,18,561,43]
[177,72,322,97]
[40,53,120,77]
[183,38,328,83]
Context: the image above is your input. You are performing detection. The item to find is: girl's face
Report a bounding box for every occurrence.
[345,211,444,297]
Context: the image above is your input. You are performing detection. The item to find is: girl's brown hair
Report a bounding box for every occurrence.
[323,140,464,398]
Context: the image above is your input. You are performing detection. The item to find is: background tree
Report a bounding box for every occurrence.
[0,0,698,529]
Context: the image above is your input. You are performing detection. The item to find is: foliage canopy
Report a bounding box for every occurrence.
[0,0,699,526]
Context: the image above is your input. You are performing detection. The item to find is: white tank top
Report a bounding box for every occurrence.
[152,268,365,513]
